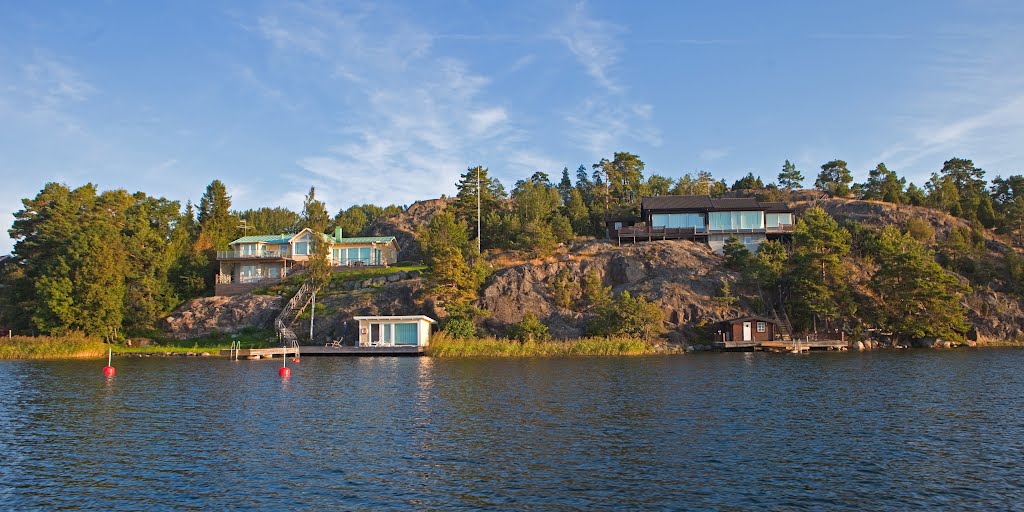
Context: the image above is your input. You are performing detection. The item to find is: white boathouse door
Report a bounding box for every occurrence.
[742,321,752,341]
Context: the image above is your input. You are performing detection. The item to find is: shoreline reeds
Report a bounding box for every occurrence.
[0,333,108,360]
[425,333,667,358]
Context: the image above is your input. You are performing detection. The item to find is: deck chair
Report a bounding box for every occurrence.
[324,339,342,348]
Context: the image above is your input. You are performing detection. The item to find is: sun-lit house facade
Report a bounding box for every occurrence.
[215,227,399,295]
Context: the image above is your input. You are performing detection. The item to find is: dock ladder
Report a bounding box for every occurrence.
[229,340,241,361]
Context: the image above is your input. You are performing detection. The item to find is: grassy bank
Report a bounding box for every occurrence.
[0,333,108,359]
[975,340,1024,347]
[113,329,278,355]
[426,334,665,358]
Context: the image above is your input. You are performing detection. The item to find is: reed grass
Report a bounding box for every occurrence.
[426,333,662,358]
[0,333,108,359]
[113,328,277,355]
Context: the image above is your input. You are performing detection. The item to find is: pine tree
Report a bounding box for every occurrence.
[303,187,332,290]
[778,160,803,190]
[451,166,507,249]
[789,207,853,332]
[197,180,236,250]
[557,167,573,205]
[722,236,752,271]
[815,160,853,197]
[870,226,969,341]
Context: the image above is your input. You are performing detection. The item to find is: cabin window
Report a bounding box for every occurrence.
[757,322,766,333]
[766,213,793,228]
[294,242,309,255]
[359,247,371,264]
[744,236,753,244]
[394,323,418,345]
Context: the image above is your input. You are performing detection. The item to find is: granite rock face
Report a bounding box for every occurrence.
[162,294,285,339]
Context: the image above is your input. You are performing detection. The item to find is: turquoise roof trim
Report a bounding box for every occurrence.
[333,236,397,244]
[229,234,296,245]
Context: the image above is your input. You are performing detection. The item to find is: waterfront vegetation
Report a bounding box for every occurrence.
[425,333,663,358]
[113,328,277,355]
[0,333,107,359]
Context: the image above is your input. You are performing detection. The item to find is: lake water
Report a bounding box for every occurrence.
[1,349,1023,510]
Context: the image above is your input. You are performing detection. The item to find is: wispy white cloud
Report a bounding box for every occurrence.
[700,149,728,162]
[247,2,556,208]
[565,98,662,156]
[552,1,624,94]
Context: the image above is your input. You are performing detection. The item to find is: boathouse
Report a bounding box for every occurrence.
[721,316,779,343]
[353,315,437,347]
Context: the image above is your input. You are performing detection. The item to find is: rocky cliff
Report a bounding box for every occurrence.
[363,198,449,262]
[162,294,285,339]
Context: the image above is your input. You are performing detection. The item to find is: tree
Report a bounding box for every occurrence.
[334,205,368,237]
[731,172,764,191]
[749,240,787,290]
[905,183,926,206]
[613,291,665,341]
[870,226,969,341]
[778,160,803,190]
[238,207,300,234]
[815,160,853,197]
[508,312,551,342]
[931,158,995,227]
[644,174,674,196]
[861,163,906,203]
[197,180,236,250]
[550,268,581,309]
[565,189,591,236]
[722,236,752,271]
[713,278,737,308]
[121,192,181,330]
[450,166,507,249]
[789,207,853,332]
[557,167,574,205]
[593,152,645,213]
[302,187,332,290]
[1001,196,1024,246]
[418,211,477,306]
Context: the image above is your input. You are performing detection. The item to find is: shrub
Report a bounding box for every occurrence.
[442,318,477,339]
[508,312,551,342]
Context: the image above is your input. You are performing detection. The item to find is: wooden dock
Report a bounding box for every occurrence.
[219,345,426,358]
[715,339,848,352]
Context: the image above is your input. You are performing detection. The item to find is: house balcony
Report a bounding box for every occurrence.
[216,249,291,260]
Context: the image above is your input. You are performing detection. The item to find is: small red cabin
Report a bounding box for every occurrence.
[721,316,778,343]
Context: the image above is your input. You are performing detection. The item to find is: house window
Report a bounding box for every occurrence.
[744,236,752,244]
[757,322,766,333]
[394,323,418,345]
[294,242,308,255]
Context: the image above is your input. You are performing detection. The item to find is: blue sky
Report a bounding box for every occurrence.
[2,1,1023,253]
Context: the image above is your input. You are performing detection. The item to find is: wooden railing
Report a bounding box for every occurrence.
[217,249,291,260]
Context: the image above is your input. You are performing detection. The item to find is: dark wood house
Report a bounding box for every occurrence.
[611,195,795,254]
[719,316,779,345]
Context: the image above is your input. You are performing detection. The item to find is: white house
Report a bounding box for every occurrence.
[353,315,437,347]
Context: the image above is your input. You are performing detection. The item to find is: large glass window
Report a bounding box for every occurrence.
[347,248,358,263]
[650,213,705,229]
[294,242,309,255]
[359,247,371,264]
[709,211,764,231]
[766,213,793,228]
[394,323,418,345]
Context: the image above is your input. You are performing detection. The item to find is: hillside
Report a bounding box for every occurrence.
[162,197,1024,345]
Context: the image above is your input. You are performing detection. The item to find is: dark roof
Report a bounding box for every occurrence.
[724,315,777,324]
[641,195,713,210]
[710,197,761,210]
[641,195,793,213]
[759,201,791,212]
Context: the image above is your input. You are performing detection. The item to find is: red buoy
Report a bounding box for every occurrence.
[292,358,300,363]
[279,366,291,377]
[103,348,115,377]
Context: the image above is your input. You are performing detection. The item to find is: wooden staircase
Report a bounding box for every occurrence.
[772,305,794,341]
[275,282,316,344]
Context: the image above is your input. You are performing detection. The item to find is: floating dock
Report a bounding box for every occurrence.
[220,346,426,358]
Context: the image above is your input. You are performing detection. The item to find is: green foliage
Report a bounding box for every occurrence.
[197,179,237,250]
[508,312,552,342]
[593,151,645,214]
[550,268,581,309]
[905,183,926,206]
[748,240,788,287]
[905,217,935,243]
[722,236,752,271]
[789,207,854,331]
[450,165,507,249]
[713,278,737,308]
[238,207,300,234]
[869,226,969,341]
[303,187,333,290]
[671,170,728,197]
[644,174,675,196]
[418,211,478,307]
[731,172,764,191]
[442,318,477,339]
[861,163,906,203]
[426,333,658,357]
[612,291,665,341]
[0,333,107,360]
[778,160,803,190]
[815,160,853,197]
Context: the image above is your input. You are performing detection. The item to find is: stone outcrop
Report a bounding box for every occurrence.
[479,240,748,341]
[162,294,285,339]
